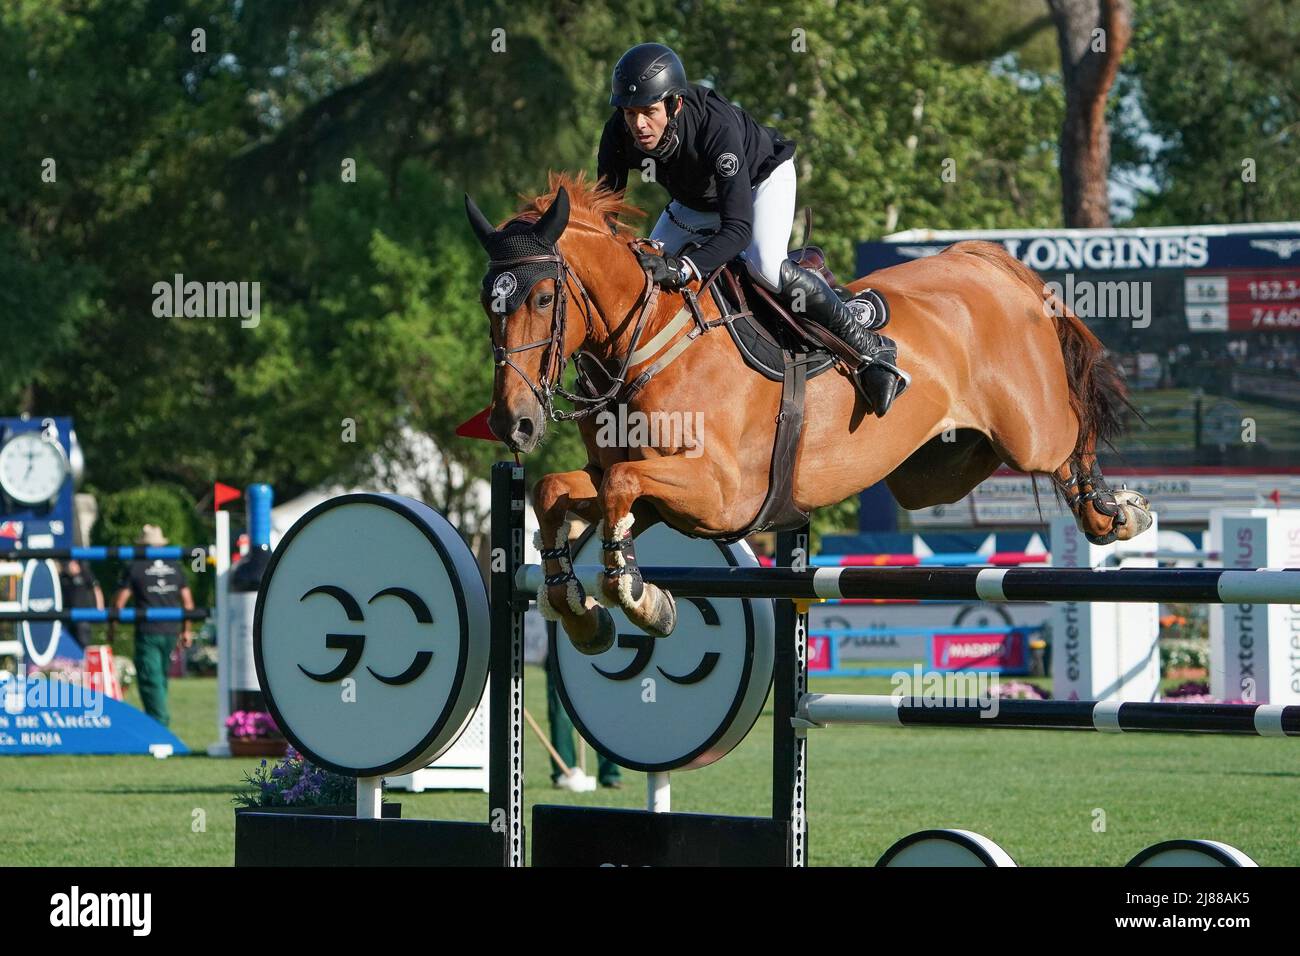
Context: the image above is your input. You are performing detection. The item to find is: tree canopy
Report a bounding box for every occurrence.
[3,0,1292,531]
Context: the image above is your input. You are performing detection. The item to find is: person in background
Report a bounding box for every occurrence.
[110,524,194,726]
[58,559,104,652]
[547,647,623,790]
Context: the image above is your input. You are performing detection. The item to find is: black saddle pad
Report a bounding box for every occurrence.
[711,268,837,383]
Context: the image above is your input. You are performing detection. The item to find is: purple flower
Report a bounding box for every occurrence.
[236,746,360,810]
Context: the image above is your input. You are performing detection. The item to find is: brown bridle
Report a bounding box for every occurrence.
[487,234,668,422]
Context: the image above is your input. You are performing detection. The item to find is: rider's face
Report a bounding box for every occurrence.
[623,98,676,150]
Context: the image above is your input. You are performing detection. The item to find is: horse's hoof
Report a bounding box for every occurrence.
[568,605,616,656]
[639,587,677,638]
[1114,504,1154,541]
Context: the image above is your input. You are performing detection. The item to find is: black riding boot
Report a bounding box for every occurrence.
[777,260,910,416]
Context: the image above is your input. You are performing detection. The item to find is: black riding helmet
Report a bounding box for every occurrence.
[610,43,688,159]
[610,43,688,109]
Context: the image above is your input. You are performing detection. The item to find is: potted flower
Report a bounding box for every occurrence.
[225,710,288,757]
[233,748,400,820]
[233,747,389,812]
[232,748,403,865]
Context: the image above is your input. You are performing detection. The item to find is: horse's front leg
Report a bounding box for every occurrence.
[595,456,726,638]
[532,468,616,655]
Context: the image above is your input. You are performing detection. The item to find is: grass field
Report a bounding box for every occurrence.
[2,670,1298,867]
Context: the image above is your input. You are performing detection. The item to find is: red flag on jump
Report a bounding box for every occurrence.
[456,406,499,443]
[213,482,242,511]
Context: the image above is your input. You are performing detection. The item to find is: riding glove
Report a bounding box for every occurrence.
[637,252,694,290]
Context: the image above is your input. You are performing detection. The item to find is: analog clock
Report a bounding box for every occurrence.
[0,431,69,505]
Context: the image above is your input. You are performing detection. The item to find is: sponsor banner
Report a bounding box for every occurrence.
[859,226,1300,275]
[809,603,1051,655]
[859,228,1300,333]
[0,673,188,755]
[904,472,1300,528]
[930,631,1028,671]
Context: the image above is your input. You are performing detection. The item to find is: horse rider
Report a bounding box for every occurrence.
[596,42,909,415]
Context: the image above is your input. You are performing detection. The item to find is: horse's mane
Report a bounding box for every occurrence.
[505,170,644,238]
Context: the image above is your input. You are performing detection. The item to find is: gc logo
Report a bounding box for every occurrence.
[296,584,435,685]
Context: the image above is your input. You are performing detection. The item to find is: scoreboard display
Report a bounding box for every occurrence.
[1185,271,1300,332]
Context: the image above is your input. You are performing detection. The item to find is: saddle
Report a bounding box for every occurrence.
[693,208,893,380]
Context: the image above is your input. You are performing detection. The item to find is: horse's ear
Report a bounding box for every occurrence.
[464,193,495,247]
[534,187,570,246]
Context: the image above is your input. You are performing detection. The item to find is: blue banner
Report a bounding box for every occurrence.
[0,674,189,756]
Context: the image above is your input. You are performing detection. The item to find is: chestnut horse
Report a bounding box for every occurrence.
[467,172,1152,654]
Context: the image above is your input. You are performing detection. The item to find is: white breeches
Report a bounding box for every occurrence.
[648,156,796,292]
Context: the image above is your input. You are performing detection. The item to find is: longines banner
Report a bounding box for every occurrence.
[905,471,1300,527]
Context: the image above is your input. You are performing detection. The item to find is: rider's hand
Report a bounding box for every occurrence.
[637,252,694,290]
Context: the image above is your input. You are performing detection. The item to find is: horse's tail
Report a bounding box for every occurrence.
[947,240,1132,457]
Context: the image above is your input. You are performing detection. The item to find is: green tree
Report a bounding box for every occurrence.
[1112,0,1300,224]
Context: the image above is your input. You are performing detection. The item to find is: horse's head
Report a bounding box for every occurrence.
[466,187,583,452]
[467,176,646,453]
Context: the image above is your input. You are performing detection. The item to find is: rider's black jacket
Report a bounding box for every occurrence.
[597,82,795,277]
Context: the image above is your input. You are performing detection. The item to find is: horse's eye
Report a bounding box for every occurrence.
[537,293,554,308]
